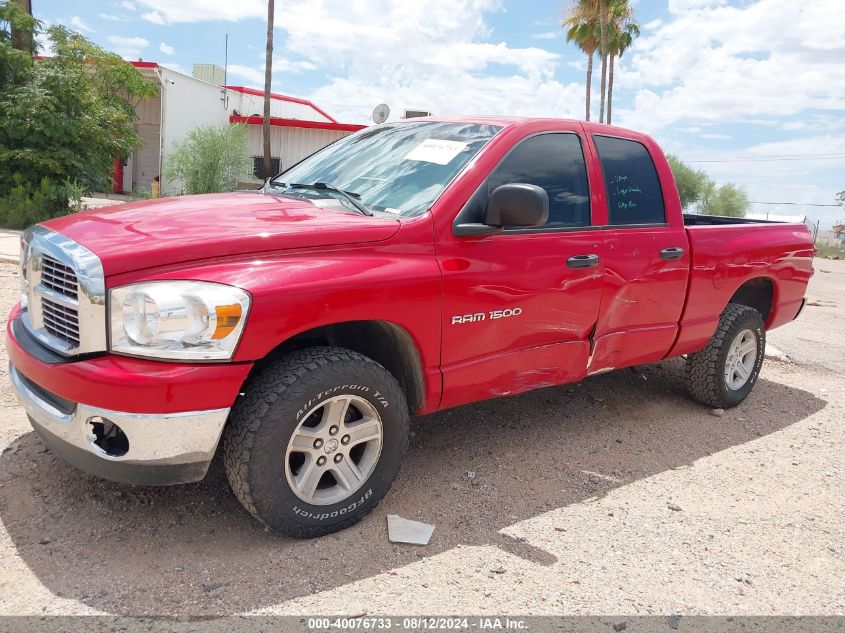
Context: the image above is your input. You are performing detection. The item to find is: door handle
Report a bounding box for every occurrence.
[660,247,685,260]
[566,254,600,269]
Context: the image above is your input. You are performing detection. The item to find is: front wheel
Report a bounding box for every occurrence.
[223,347,409,538]
[685,304,766,409]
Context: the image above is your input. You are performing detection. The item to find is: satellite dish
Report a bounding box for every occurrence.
[372,103,390,124]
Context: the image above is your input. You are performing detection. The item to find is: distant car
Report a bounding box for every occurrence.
[8,117,814,537]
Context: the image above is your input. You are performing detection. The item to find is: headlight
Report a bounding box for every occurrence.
[109,281,251,361]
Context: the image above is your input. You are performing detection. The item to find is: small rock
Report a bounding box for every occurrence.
[490,563,506,574]
[744,578,753,586]
[613,622,627,632]
[667,615,680,629]
[3,442,20,455]
[466,471,477,480]
[711,408,725,417]
[38,538,51,545]
[484,590,492,598]
[667,503,683,512]
[202,582,223,593]
[554,527,567,532]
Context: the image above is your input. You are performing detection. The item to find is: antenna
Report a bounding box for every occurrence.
[223,31,229,108]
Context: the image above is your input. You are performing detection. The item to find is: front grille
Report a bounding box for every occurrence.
[20,226,106,356]
[41,298,80,345]
[40,255,78,299]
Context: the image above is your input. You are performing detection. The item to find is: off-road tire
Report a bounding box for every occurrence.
[685,303,766,409]
[222,346,409,538]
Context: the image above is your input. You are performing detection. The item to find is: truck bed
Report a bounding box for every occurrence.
[683,213,783,226]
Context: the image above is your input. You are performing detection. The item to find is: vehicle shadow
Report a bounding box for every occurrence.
[0,359,825,615]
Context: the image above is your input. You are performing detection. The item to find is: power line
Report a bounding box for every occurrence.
[749,201,840,207]
[686,154,845,163]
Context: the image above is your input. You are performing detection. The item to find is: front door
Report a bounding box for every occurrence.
[437,131,606,409]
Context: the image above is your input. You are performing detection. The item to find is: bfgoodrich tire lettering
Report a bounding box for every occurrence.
[222,346,409,538]
[685,303,766,409]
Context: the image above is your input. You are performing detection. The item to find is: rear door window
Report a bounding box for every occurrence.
[594,135,666,225]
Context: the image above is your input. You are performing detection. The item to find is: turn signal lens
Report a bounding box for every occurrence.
[213,304,243,340]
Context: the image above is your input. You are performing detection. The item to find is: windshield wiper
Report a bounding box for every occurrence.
[286,182,373,216]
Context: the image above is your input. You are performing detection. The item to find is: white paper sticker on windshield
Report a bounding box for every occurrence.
[403,139,469,165]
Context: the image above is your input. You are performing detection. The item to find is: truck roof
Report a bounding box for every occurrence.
[394,115,642,137]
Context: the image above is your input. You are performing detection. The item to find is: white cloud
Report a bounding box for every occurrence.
[68,16,94,33]
[531,31,559,40]
[226,64,265,85]
[667,0,727,13]
[142,11,167,25]
[614,0,845,135]
[681,135,845,227]
[270,0,580,123]
[107,35,150,58]
[159,42,175,55]
[273,58,318,73]
[133,0,265,23]
[120,1,137,10]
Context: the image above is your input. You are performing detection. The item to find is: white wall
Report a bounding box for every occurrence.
[159,67,232,195]
[132,95,161,193]
[244,126,352,181]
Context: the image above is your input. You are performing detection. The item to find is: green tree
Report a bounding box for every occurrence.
[700,182,748,218]
[667,154,748,217]
[0,4,156,228]
[165,124,250,195]
[666,154,709,209]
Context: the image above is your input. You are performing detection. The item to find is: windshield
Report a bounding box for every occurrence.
[269,121,502,216]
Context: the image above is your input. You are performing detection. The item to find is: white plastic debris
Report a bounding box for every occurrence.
[387,515,435,545]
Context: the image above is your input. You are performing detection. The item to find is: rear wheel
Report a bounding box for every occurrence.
[685,304,766,409]
[223,346,409,538]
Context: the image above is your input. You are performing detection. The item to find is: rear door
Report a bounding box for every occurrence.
[437,130,606,409]
[585,132,690,374]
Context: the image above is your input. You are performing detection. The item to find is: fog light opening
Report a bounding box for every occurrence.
[87,417,129,457]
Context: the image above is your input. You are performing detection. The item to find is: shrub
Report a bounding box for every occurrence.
[165,124,250,195]
[0,176,83,229]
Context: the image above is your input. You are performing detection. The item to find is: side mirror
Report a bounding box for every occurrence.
[486,183,549,228]
[452,183,549,237]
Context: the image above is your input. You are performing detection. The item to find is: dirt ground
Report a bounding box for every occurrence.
[0,259,842,616]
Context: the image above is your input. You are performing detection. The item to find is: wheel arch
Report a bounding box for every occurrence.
[727,276,775,324]
[251,320,426,413]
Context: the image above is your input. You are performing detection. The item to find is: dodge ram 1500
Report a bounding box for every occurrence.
[7,117,814,537]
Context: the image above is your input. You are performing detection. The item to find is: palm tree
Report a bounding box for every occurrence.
[606,1,639,125]
[598,0,608,123]
[563,0,600,121]
[262,0,275,180]
[563,0,638,124]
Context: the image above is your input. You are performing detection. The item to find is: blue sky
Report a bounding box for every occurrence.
[35,0,845,227]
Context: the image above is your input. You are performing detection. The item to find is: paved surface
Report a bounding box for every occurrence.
[0,231,20,264]
[0,260,841,616]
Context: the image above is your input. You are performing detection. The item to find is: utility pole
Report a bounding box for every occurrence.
[262,0,275,181]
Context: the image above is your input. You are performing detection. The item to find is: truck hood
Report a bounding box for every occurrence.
[42,192,401,276]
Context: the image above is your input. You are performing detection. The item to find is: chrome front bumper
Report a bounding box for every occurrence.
[9,364,230,485]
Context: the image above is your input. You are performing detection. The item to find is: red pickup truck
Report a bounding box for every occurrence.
[8,117,813,537]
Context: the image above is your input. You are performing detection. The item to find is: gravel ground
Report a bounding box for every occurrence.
[0,259,842,616]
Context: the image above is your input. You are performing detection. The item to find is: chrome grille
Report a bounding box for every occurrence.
[40,255,79,299]
[20,226,106,356]
[41,298,81,345]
